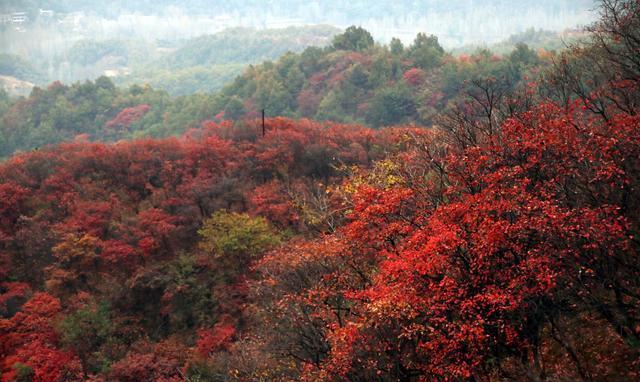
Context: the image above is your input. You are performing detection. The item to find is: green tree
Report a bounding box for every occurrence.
[223,96,245,120]
[95,76,116,92]
[408,33,444,70]
[390,37,404,56]
[332,26,375,51]
[256,76,295,116]
[315,90,347,122]
[349,64,370,89]
[162,254,220,332]
[58,302,114,373]
[366,83,417,127]
[299,46,324,76]
[509,42,540,66]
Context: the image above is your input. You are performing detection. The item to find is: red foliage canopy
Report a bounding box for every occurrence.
[0,293,83,382]
[105,104,151,130]
[243,95,640,381]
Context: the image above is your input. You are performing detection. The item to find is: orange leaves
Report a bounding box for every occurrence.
[51,234,99,267]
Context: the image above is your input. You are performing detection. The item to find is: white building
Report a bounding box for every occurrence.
[11,12,28,24]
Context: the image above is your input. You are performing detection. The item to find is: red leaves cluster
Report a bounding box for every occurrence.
[0,282,30,316]
[257,100,640,380]
[196,318,237,357]
[249,181,298,227]
[0,293,83,382]
[403,67,426,87]
[105,104,151,130]
[0,117,386,289]
[108,340,188,382]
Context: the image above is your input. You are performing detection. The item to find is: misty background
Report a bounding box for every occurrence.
[0,0,597,96]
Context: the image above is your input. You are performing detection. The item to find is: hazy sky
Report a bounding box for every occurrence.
[0,0,599,92]
[1,0,598,46]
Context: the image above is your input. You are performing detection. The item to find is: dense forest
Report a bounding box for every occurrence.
[1,0,639,381]
[214,27,546,126]
[0,26,548,157]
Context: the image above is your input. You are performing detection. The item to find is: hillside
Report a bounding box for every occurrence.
[0,1,639,381]
[0,26,546,158]
[0,26,339,97]
[0,54,43,85]
[162,26,339,69]
[212,26,545,127]
[452,27,590,55]
[0,117,396,380]
[120,25,339,96]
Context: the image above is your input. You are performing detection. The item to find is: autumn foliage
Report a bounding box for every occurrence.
[0,116,391,380]
[0,293,83,382]
[105,104,151,130]
[1,1,639,381]
[286,102,639,381]
[248,1,640,380]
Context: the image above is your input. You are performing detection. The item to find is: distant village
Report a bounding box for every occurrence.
[0,8,474,45]
[0,8,308,34]
[0,9,84,32]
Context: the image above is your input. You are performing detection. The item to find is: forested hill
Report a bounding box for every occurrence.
[0,26,547,158]
[161,26,339,69]
[0,25,339,97]
[122,25,339,96]
[214,26,545,126]
[0,1,639,381]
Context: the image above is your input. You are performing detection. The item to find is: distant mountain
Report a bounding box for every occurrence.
[0,25,340,96]
[1,1,596,47]
[452,27,590,55]
[0,53,44,84]
[162,26,338,69]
